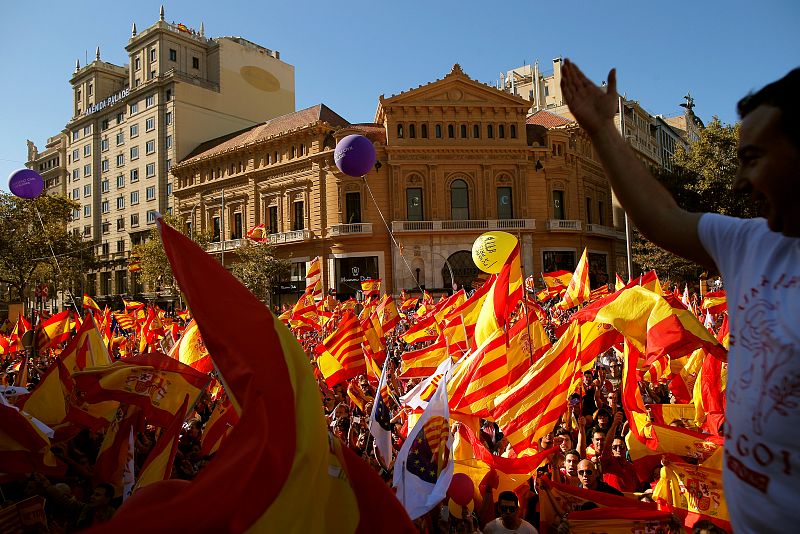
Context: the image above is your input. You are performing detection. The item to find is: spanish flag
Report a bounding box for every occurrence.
[83,293,101,314]
[701,290,727,315]
[375,294,400,333]
[168,319,213,374]
[35,310,72,349]
[400,336,449,378]
[542,270,572,289]
[653,461,730,531]
[58,314,113,375]
[400,313,440,345]
[134,395,189,491]
[200,398,239,456]
[97,217,414,532]
[360,278,381,300]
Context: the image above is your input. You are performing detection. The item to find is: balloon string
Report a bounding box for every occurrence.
[33,205,81,315]
[361,176,425,295]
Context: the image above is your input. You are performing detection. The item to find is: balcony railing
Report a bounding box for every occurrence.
[391,219,535,233]
[586,224,617,238]
[328,223,373,237]
[546,219,582,232]
[266,229,310,245]
[206,238,243,252]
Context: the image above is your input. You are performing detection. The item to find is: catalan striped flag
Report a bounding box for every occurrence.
[123,298,145,312]
[113,311,137,332]
[97,216,414,532]
[306,256,323,299]
[506,316,552,386]
[556,248,590,310]
[441,315,468,359]
[315,311,366,387]
[444,277,493,348]
[474,245,522,349]
[432,289,466,325]
[448,329,508,417]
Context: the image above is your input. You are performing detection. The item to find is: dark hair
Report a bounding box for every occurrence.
[564,449,581,459]
[497,490,518,505]
[95,482,115,500]
[554,428,571,438]
[737,68,800,148]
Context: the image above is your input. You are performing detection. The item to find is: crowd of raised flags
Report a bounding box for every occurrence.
[0,225,734,532]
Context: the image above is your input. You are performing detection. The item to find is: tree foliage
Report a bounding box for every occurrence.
[229,241,290,305]
[0,193,94,309]
[632,117,754,282]
[131,214,210,293]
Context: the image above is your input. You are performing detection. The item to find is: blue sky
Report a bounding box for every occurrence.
[2,0,798,189]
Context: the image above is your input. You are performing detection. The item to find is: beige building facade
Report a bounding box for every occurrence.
[60,8,294,306]
[26,134,68,197]
[173,65,623,303]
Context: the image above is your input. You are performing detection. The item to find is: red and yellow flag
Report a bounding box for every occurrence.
[701,290,727,315]
[556,247,590,310]
[59,314,113,375]
[168,319,213,374]
[474,245,522,348]
[35,310,72,349]
[360,278,381,300]
[83,294,101,314]
[400,313,440,345]
[315,311,366,387]
[542,270,572,289]
[400,337,449,379]
[97,217,414,532]
[375,294,400,333]
[200,399,239,456]
[134,396,189,491]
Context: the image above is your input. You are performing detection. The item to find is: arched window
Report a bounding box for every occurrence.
[510,124,517,138]
[442,250,480,291]
[409,124,416,138]
[421,124,428,138]
[499,124,506,138]
[487,124,494,139]
[397,124,404,138]
[435,124,442,138]
[448,124,455,138]
[450,179,469,220]
[473,124,480,138]
[460,124,467,138]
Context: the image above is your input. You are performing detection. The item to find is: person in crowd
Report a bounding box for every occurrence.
[576,459,623,496]
[483,491,538,534]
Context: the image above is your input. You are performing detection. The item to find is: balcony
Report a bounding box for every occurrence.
[327,223,373,237]
[586,224,617,238]
[546,219,582,232]
[266,229,310,245]
[391,219,535,233]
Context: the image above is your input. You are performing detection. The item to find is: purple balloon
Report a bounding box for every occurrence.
[334,135,376,177]
[8,169,44,199]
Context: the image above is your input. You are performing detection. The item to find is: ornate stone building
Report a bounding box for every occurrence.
[172,65,623,303]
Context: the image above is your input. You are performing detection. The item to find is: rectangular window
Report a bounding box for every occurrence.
[116,154,125,167]
[166,182,172,196]
[268,206,278,234]
[169,48,177,61]
[598,201,605,225]
[102,222,110,234]
[345,192,361,224]
[72,149,80,162]
[101,160,109,172]
[165,112,173,125]
[100,272,112,296]
[116,132,124,145]
[212,216,220,242]
[192,57,199,69]
[72,130,79,141]
[117,112,124,124]
[130,124,139,138]
[117,217,125,231]
[130,169,139,182]
[134,56,141,71]
[72,168,80,181]
[293,201,304,231]
[83,226,91,237]
[585,197,592,224]
[406,188,423,221]
[72,188,79,199]
[166,159,172,171]
[146,140,155,154]
[102,200,109,213]
[542,250,576,273]
[83,144,91,157]
[117,197,125,210]
[435,124,442,138]
[116,270,127,294]
[143,185,155,201]
[166,89,172,101]
[130,146,139,160]
[232,212,243,239]
[150,48,156,62]
[553,190,565,220]
[146,95,154,108]
[166,135,172,149]
[84,125,92,135]
[101,179,109,193]
[83,205,91,218]
[130,102,138,114]
[131,213,139,227]
[83,184,91,197]
[130,191,139,205]
[146,163,155,177]
[83,164,91,176]
[497,187,513,219]
[101,138,109,151]
[145,117,155,131]
[72,208,80,220]
[116,175,125,189]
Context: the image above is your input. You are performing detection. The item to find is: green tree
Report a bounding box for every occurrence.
[229,241,290,305]
[131,214,210,294]
[0,193,94,311]
[632,117,754,282]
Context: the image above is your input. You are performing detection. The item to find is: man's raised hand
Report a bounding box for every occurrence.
[561,59,618,136]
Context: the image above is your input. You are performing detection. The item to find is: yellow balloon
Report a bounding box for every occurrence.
[471,231,518,274]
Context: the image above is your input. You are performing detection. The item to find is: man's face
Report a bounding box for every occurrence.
[577,460,597,489]
[564,453,580,476]
[90,487,110,507]
[611,438,627,459]
[498,499,518,524]
[735,105,800,237]
[583,372,593,386]
[592,432,605,451]
[559,434,573,452]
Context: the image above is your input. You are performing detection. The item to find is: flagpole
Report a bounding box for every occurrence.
[517,234,536,366]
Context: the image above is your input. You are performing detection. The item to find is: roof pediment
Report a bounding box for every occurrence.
[376,64,529,121]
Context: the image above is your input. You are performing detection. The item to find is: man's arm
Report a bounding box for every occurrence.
[560,59,714,268]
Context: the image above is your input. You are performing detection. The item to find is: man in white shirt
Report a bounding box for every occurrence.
[561,61,800,532]
[483,491,537,534]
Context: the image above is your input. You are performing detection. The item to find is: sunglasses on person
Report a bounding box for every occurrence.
[577,469,594,476]
[500,505,517,513]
